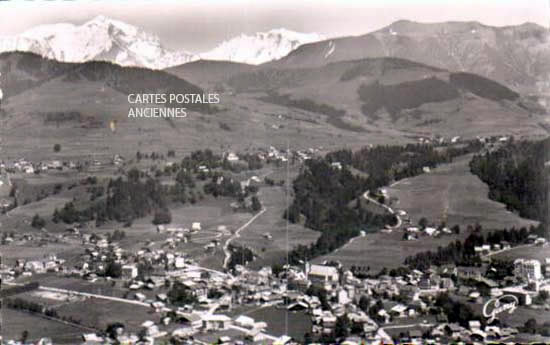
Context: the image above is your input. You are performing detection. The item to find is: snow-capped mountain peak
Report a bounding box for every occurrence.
[202,28,325,65]
[0,15,199,69]
[0,18,324,68]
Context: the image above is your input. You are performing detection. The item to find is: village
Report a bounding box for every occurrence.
[2,223,550,345]
[1,134,549,345]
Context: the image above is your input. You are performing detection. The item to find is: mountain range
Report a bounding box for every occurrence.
[0,16,324,69]
[3,17,549,104]
[269,20,550,98]
[0,17,549,159]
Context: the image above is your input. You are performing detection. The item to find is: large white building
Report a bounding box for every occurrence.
[514,258,542,282]
[306,263,339,284]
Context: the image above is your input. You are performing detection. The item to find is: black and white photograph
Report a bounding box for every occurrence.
[0,0,549,344]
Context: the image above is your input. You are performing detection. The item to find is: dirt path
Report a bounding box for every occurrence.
[222,207,267,268]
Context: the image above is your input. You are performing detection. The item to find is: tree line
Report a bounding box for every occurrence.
[470,138,549,225]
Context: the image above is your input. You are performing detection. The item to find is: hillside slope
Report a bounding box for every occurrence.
[268,20,550,99]
[228,57,546,137]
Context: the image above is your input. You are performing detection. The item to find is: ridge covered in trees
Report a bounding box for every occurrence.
[470,138,549,224]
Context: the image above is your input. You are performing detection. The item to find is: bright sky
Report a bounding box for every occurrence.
[0,0,548,52]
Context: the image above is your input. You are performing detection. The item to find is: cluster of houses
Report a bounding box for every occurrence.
[415,134,511,146]
[2,222,550,342]
[0,153,133,176]
[1,158,79,174]
[1,254,66,279]
[3,239,550,345]
[402,225,450,240]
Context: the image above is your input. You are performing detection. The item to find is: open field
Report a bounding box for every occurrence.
[492,244,550,262]
[54,298,158,332]
[387,154,537,229]
[8,195,72,218]
[314,155,538,270]
[2,309,88,344]
[15,274,128,298]
[0,242,82,266]
[230,184,320,269]
[454,295,550,329]
[245,306,312,341]
[314,229,462,270]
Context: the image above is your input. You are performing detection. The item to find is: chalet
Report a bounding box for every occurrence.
[24,261,45,273]
[82,334,104,343]
[469,320,482,332]
[502,287,532,305]
[377,309,390,323]
[246,328,268,342]
[424,227,437,236]
[469,291,482,304]
[342,336,363,345]
[121,265,138,280]
[418,277,437,290]
[404,233,417,241]
[175,312,203,329]
[535,237,547,246]
[527,234,538,244]
[457,267,482,280]
[331,162,343,170]
[440,277,454,290]
[273,335,293,345]
[446,323,463,339]
[287,301,309,312]
[235,315,255,329]
[321,312,337,332]
[171,327,197,339]
[390,304,408,317]
[409,330,422,343]
[202,314,232,331]
[145,275,166,289]
[141,320,160,337]
[400,285,420,301]
[174,257,185,268]
[135,293,146,302]
[226,152,239,162]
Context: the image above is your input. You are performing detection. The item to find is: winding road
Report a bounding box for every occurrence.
[332,189,403,255]
[363,190,402,229]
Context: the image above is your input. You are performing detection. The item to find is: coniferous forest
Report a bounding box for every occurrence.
[470,138,549,224]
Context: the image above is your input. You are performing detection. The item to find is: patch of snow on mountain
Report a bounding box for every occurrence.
[202,28,325,64]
